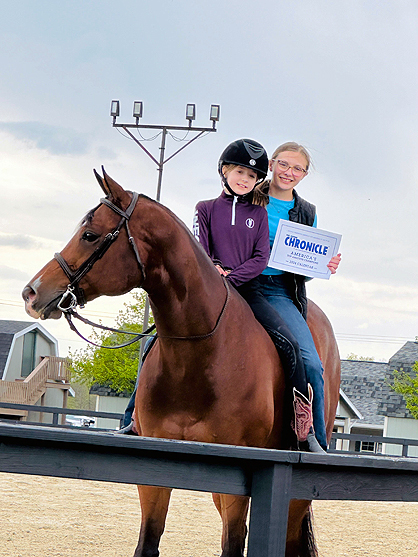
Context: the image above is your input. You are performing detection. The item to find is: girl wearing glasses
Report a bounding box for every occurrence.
[194,139,329,452]
[252,142,341,451]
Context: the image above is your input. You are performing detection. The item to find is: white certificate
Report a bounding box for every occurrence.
[268,220,342,280]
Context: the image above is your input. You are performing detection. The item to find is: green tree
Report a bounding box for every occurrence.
[69,291,153,394]
[66,380,96,411]
[346,353,375,361]
[392,362,418,419]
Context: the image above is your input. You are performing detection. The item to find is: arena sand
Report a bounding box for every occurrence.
[0,473,417,556]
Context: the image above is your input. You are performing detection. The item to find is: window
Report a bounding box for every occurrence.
[356,440,382,454]
[21,331,37,377]
[360,441,376,453]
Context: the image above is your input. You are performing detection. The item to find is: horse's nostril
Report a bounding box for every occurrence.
[22,285,36,302]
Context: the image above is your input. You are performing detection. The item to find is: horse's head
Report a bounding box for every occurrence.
[22,168,146,320]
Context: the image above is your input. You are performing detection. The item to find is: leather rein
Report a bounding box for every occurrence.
[54,192,230,349]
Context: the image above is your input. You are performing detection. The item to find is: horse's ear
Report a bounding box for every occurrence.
[94,168,110,196]
[97,166,131,208]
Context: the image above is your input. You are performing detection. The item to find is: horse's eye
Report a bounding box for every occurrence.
[82,231,99,243]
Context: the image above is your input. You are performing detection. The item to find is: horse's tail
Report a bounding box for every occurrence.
[300,504,319,557]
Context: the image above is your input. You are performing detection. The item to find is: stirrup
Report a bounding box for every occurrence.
[304,429,326,453]
[115,421,137,435]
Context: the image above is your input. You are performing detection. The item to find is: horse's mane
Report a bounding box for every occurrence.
[137,193,190,232]
[136,193,223,280]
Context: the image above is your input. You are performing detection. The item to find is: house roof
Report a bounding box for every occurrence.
[0,320,36,335]
[89,383,132,398]
[340,341,418,424]
[388,341,418,366]
[0,334,14,379]
[340,360,388,425]
[339,388,363,419]
[378,341,418,419]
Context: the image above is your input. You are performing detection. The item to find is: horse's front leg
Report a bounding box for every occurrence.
[134,486,172,557]
[217,494,250,557]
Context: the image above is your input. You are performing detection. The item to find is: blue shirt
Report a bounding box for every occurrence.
[262,196,318,276]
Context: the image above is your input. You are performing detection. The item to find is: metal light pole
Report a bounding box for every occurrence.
[110,101,220,359]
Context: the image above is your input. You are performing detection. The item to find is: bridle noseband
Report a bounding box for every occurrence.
[54,192,144,312]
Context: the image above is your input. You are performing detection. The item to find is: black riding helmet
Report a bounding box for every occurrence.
[218,138,268,197]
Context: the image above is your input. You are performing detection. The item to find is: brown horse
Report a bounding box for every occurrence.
[22,170,340,557]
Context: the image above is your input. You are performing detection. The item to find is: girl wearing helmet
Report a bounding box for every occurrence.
[193,139,325,452]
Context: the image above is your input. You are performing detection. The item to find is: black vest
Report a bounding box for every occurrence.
[268,188,316,320]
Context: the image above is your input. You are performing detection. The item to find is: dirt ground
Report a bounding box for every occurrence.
[0,472,417,557]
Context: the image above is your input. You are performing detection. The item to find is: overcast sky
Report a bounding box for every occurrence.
[1,0,418,361]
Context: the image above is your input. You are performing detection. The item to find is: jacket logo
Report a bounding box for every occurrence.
[246,218,255,229]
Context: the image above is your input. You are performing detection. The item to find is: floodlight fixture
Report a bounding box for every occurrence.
[133,101,143,123]
[185,103,196,125]
[210,104,220,121]
[210,104,220,129]
[110,100,120,117]
[110,100,120,124]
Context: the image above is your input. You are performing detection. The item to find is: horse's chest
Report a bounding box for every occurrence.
[144,412,218,443]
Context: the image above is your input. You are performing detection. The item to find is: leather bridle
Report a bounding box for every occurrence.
[54,192,144,312]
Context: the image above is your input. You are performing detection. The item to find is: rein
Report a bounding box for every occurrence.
[158,278,230,341]
[65,310,156,349]
[64,278,230,348]
[54,191,231,349]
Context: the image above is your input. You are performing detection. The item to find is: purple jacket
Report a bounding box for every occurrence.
[193,191,270,287]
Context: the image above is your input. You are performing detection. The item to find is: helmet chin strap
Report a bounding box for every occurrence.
[220,171,262,200]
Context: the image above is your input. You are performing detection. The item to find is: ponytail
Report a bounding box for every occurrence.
[252,179,270,207]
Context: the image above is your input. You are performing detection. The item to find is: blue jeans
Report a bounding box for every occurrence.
[257,274,327,449]
[236,280,308,395]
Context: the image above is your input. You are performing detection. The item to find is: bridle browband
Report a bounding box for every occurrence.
[53,190,230,349]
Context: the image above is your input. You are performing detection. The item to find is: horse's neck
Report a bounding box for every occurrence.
[139,208,226,339]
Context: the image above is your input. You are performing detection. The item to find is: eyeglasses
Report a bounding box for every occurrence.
[273,159,308,177]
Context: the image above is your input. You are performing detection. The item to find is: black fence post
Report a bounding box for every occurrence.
[247,463,292,557]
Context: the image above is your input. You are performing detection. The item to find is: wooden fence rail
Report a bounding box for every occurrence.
[0,402,124,428]
[0,422,418,557]
[2,401,418,456]
[330,431,418,457]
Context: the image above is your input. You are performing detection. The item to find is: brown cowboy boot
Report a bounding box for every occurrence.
[292,384,326,453]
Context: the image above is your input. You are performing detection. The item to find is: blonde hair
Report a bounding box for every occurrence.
[253,142,311,207]
[221,164,237,177]
[271,142,311,170]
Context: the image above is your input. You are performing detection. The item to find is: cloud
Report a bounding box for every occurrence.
[96,145,117,160]
[0,121,90,155]
[0,233,41,249]
[0,264,30,282]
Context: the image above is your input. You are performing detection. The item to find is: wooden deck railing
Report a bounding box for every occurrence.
[0,356,71,405]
